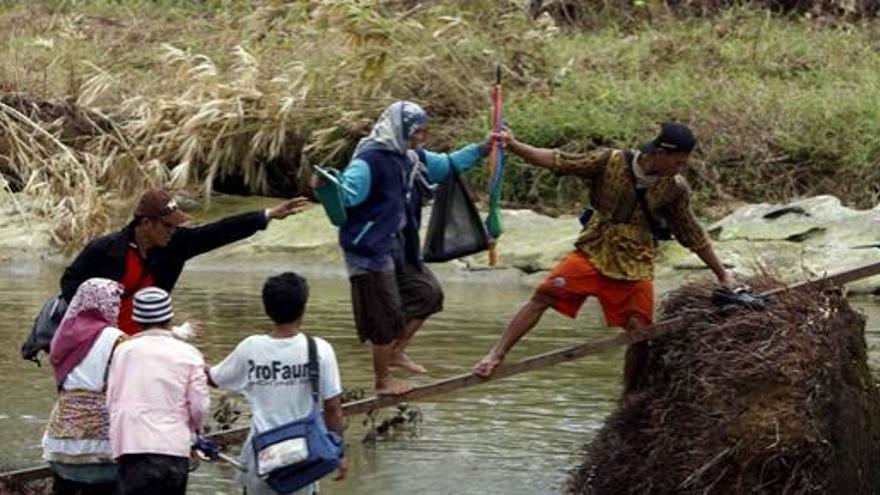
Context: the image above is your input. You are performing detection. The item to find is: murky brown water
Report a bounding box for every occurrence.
[1,266,878,494]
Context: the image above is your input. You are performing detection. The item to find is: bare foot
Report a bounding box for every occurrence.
[472,353,503,378]
[390,353,427,374]
[375,377,415,396]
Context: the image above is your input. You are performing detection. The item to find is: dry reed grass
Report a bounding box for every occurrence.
[0,94,164,252]
[0,0,551,250]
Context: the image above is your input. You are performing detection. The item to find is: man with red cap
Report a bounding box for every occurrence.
[60,190,307,334]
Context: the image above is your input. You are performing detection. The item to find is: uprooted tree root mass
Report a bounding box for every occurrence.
[570,278,880,494]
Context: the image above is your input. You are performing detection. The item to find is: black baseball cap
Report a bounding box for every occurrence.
[640,122,696,154]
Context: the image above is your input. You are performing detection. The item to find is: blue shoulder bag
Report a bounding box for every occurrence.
[251,336,344,493]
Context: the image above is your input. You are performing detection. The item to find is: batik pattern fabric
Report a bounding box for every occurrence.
[44,389,113,464]
[46,389,110,440]
[549,148,710,281]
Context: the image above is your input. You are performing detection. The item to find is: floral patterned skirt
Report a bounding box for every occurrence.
[46,389,109,440]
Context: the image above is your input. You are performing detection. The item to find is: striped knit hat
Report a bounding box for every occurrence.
[132,287,174,324]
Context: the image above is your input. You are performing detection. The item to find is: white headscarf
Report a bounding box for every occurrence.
[353,101,428,157]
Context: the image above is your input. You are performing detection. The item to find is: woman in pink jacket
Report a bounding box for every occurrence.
[106,287,209,495]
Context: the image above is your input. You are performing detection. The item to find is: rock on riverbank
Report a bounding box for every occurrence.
[2,194,879,294]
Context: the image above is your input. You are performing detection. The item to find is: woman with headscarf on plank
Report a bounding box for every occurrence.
[42,278,126,495]
[312,101,493,395]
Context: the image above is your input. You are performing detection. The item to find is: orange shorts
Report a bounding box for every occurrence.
[535,251,654,327]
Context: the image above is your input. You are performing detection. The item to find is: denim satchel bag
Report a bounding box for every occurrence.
[251,336,344,493]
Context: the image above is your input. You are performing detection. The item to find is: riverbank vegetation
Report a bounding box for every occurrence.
[2,0,880,249]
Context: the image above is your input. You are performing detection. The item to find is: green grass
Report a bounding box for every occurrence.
[460,8,880,211]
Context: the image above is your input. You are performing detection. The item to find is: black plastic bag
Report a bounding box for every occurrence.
[711,286,769,311]
[21,294,67,364]
[422,169,490,263]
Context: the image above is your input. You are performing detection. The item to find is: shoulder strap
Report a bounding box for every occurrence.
[415,148,428,166]
[408,149,435,194]
[625,151,664,237]
[608,150,639,223]
[101,334,126,391]
[306,335,320,407]
[601,149,613,167]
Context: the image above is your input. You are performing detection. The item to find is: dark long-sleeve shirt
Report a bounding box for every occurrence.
[61,211,269,302]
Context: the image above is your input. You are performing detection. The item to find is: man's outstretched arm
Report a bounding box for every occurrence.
[173,197,309,259]
[507,138,556,168]
[506,132,608,178]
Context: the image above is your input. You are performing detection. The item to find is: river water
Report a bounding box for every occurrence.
[1,267,878,494]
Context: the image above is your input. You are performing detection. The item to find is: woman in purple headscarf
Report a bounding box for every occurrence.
[43,277,125,494]
[313,101,493,395]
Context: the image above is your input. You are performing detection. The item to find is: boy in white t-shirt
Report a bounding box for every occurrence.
[208,272,347,495]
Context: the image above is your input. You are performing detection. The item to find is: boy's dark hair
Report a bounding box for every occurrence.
[262,272,309,325]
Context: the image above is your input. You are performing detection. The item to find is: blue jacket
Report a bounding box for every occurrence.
[339,147,412,262]
[338,143,484,266]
